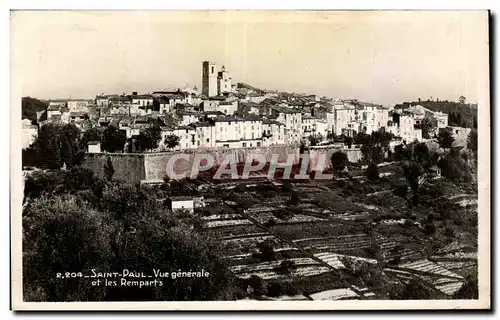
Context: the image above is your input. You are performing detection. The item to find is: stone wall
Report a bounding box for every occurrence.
[308,147,362,172]
[82,153,146,182]
[83,145,362,182]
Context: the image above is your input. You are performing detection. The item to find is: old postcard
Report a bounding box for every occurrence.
[10,10,490,310]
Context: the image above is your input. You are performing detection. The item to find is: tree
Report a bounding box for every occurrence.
[104,156,115,181]
[257,240,275,261]
[326,132,337,141]
[81,127,103,149]
[389,279,433,300]
[23,179,236,301]
[23,196,114,301]
[413,142,433,169]
[420,115,438,139]
[28,122,84,169]
[353,132,371,145]
[366,163,380,181]
[137,125,162,151]
[164,134,180,150]
[467,129,478,156]
[437,152,473,183]
[403,161,423,206]
[102,126,127,153]
[330,151,348,173]
[437,128,454,151]
[307,133,323,146]
[22,97,48,123]
[343,136,353,148]
[289,190,300,205]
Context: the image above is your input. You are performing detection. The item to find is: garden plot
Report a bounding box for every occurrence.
[297,234,373,256]
[332,211,371,221]
[415,274,464,296]
[375,233,423,262]
[201,213,243,221]
[291,271,354,294]
[229,257,319,274]
[272,221,364,241]
[223,248,306,266]
[314,252,378,270]
[396,259,464,280]
[309,288,360,300]
[267,294,310,301]
[434,260,476,271]
[246,210,329,225]
[430,277,464,296]
[432,251,477,260]
[383,268,414,282]
[204,223,267,239]
[436,241,477,255]
[235,265,332,280]
[204,219,254,228]
[351,285,376,299]
[313,252,346,269]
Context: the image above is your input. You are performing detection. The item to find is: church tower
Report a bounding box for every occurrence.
[202,61,218,97]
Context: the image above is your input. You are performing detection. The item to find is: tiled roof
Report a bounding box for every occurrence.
[132,95,154,99]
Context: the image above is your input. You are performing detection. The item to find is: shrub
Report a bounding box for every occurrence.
[257,240,275,261]
[264,218,277,228]
[247,275,266,295]
[275,260,296,274]
[267,281,286,297]
[366,163,380,181]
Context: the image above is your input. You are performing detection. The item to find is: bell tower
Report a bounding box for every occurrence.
[202,61,218,97]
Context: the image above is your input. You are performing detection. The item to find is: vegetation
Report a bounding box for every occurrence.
[418,114,438,139]
[394,99,477,128]
[137,125,162,151]
[102,126,127,153]
[366,163,380,181]
[104,156,115,180]
[330,151,348,173]
[467,129,478,159]
[23,122,85,169]
[437,128,455,151]
[164,134,181,150]
[22,97,48,123]
[307,133,323,146]
[23,169,236,301]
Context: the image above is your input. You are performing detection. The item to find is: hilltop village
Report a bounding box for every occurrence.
[22,61,472,155]
[21,61,478,302]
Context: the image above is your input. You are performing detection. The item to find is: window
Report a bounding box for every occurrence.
[206,138,209,142]
[211,66,214,73]
[242,142,247,147]
[257,142,261,147]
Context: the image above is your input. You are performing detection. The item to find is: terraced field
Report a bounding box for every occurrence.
[196,176,478,300]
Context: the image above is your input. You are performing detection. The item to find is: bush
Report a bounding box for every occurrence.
[247,275,266,296]
[273,209,293,221]
[257,240,275,261]
[366,163,380,181]
[264,218,277,228]
[23,179,237,301]
[267,281,286,297]
[330,151,349,173]
[275,260,296,274]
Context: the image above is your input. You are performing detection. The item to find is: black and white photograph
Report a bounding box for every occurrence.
[10,10,490,310]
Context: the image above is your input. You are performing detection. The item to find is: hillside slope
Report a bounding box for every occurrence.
[394,100,477,128]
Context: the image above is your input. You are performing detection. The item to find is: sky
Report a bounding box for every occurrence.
[10,10,489,106]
